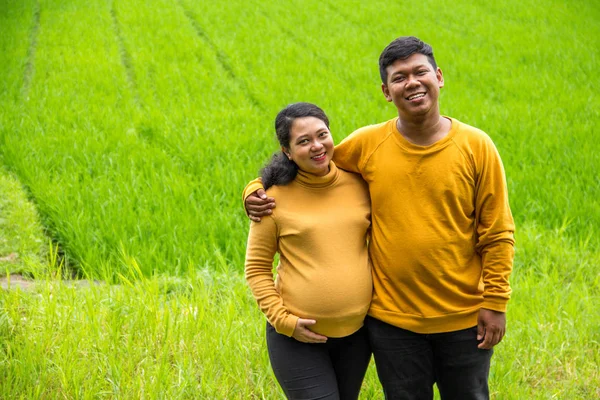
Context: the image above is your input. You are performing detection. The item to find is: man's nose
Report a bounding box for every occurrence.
[406,74,420,87]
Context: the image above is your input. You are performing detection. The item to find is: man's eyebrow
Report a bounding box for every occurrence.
[392,63,430,74]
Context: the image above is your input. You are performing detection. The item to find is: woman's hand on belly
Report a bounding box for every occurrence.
[292,318,328,343]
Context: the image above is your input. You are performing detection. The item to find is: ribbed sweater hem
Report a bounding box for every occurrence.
[313,318,366,338]
[368,306,480,334]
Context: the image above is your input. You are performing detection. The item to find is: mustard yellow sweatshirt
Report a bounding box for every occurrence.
[244,117,515,334]
[334,117,515,333]
[244,161,372,338]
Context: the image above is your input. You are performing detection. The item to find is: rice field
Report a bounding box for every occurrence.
[0,0,598,398]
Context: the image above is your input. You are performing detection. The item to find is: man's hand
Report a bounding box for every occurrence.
[246,189,276,222]
[477,308,506,349]
[292,318,328,343]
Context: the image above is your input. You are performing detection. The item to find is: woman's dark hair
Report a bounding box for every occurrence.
[261,102,330,189]
[379,36,437,84]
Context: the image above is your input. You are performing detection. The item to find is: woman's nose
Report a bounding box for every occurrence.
[311,140,324,150]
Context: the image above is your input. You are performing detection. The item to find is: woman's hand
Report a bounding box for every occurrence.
[292,318,328,343]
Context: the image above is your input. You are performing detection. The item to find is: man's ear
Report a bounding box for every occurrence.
[281,146,291,160]
[437,67,444,89]
[381,83,393,102]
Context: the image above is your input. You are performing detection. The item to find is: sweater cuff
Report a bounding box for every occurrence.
[481,298,508,313]
[276,314,299,337]
[241,179,264,216]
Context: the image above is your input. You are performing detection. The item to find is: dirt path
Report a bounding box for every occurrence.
[0,274,36,290]
[0,274,98,291]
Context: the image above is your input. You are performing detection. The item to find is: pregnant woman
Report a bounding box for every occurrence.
[245,102,372,399]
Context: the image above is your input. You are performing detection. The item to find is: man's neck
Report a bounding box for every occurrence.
[396,114,451,147]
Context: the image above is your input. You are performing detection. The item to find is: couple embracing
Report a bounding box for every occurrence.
[243,36,515,400]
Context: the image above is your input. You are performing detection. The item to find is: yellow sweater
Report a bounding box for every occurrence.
[244,161,372,338]
[334,117,515,333]
[244,117,515,334]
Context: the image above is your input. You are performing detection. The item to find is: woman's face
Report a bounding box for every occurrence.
[284,116,334,176]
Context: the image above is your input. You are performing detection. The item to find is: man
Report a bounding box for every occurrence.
[244,36,515,400]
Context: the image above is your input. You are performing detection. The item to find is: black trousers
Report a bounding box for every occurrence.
[266,323,371,400]
[366,316,493,400]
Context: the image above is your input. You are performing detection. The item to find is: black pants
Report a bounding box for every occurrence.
[266,323,371,400]
[366,316,492,400]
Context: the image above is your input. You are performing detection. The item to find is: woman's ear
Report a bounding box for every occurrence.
[281,147,292,160]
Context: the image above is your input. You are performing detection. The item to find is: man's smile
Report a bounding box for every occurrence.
[406,92,426,101]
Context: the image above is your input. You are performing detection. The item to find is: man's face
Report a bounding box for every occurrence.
[381,53,444,119]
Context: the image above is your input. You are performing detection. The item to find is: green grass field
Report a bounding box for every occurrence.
[1,0,599,398]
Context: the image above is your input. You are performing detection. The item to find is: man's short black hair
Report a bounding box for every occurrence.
[379,36,437,84]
